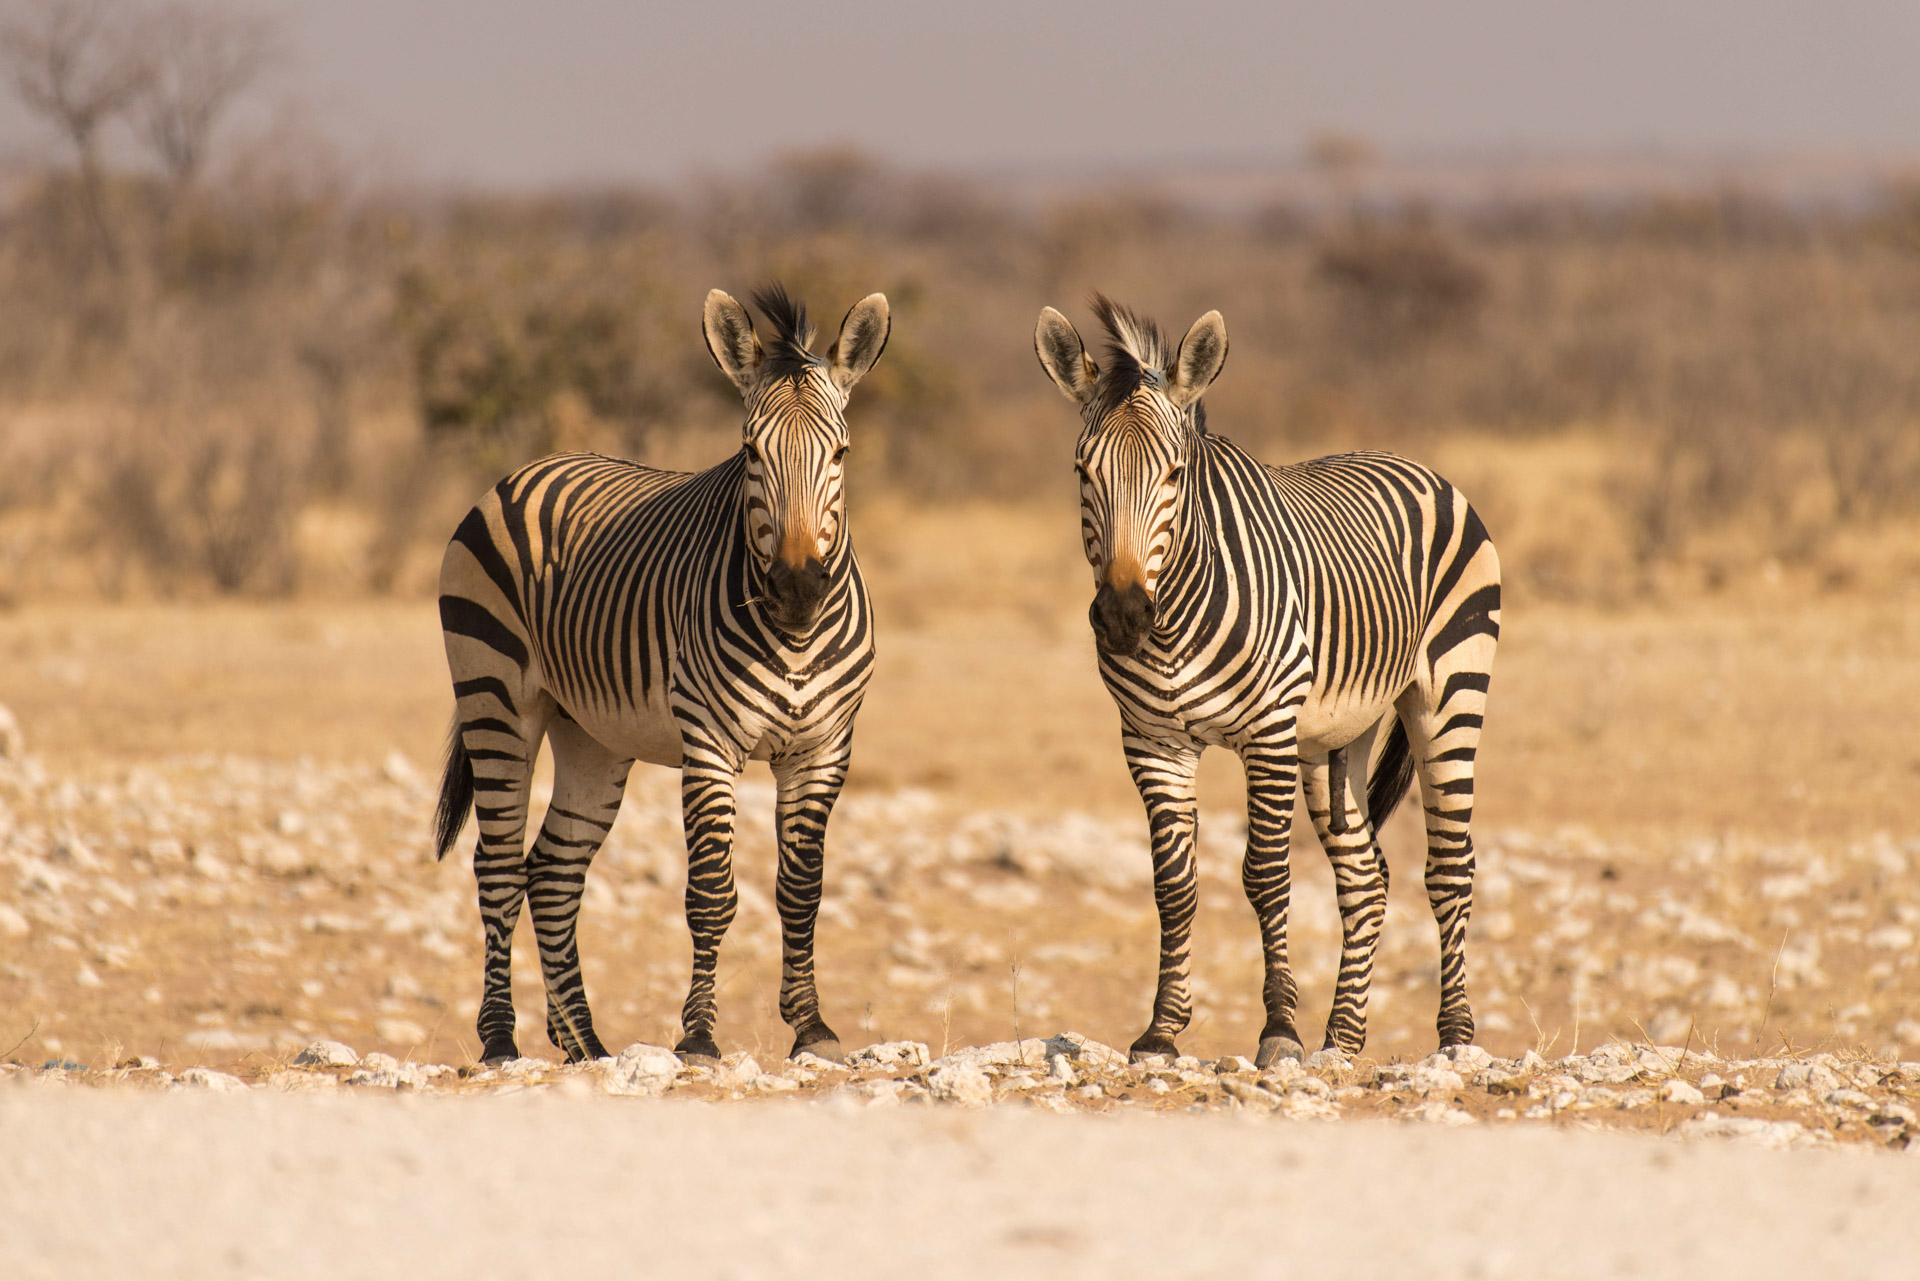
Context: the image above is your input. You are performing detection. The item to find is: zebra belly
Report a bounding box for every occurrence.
[562,695,684,769]
[1294,687,1394,757]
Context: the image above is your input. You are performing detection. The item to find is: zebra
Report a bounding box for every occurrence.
[432,284,890,1066]
[1033,296,1501,1066]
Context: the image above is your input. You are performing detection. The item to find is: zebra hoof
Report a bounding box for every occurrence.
[1128,1033,1180,1064]
[791,1036,845,1064]
[675,1035,722,1065]
[562,1033,609,1064]
[478,1038,520,1067]
[1255,1036,1306,1069]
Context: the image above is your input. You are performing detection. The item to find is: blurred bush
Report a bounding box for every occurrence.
[0,3,1917,601]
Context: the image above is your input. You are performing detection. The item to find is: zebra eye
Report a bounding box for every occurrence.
[1166,465,1184,485]
[832,446,849,465]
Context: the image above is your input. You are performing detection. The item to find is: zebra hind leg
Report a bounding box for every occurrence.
[1304,739,1387,1054]
[458,709,547,1066]
[772,752,850,1062]
[1401,670,1491,1050]
[529,720,633,1063]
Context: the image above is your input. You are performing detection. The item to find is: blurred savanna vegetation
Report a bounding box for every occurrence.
[1,0,1918,606]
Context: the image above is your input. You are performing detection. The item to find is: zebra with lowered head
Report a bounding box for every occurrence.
[1034,296,1501,1066]
[433,284,889,1065]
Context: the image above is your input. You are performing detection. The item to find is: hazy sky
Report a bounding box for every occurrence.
[6,0,1919,186]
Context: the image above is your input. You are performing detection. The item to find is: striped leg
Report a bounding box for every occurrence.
[1123,734,1201,1061]
[1401,669,1491,1048]
[528,720,632,1062]
[772,746,850,1061]
[1303,737,1387,1053]
[1242,741,1306,1067]
[459,698,551,1065]
[674,734,741,1063]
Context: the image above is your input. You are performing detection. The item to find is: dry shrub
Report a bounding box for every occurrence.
[90,417,303,595]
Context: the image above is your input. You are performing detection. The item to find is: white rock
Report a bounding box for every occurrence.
[1410,1065,1465,1095]
[1825,1089,1875,1110]
[1146,1078,1171,1095]
[790,1051,847,1072]
[1281,1092,1338,1120]
[1680,1114,1820,1150]
[1575,1059,1640,1085]
[845,1041,930,1071]
[753,1074,800,1093]
[174,1068,249,1093]
[1775,1062,1841,1093]
[1518,1050,1548,1072]
[1304,1049,1350,1071]
[1047,1053,1076,1086]
[1408,1100,1476,1125]
[1043,1031,1128,1069]
[1260,1059,1306,1086]
[930,1040,1051,1071]
[601,1044,683,1097]
[716,1054,762,1089]
[1661,1079,1706,1106]
[1214,1056,1257,1075]
[1446,1044,1494,1070]
[928,1062,993,1107]
[0,904,29,938]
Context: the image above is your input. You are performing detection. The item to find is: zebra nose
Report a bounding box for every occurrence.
[766,556,829,628]
[1090,580,1155,654]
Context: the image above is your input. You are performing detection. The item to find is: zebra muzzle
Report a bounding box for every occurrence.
[1090,580,1155,655]
[764,555,829,630]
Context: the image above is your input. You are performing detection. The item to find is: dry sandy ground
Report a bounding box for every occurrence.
[3,503,1920,1274]
[4,1086,1919,1281]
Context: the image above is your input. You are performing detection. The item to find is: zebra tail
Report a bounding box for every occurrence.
[432,719,475,862]
[1367,715,1416,832]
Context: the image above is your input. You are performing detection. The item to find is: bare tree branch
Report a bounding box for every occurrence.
[0,0,148,268]
[133,1,274,190]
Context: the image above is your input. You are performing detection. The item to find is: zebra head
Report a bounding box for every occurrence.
[704,284,890,633]
[1034,296,1229,656]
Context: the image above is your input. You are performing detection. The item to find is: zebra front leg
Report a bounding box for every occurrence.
[674,748,741,1063]
[772,747,851,1062]
[1123,734,1202,1062]
[1242,742,1306,1067]
[528,720,633,1063]
[1304,744,1387,1054]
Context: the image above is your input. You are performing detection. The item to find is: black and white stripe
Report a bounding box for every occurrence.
[433,284,890,1065]
[1036,296,1501,1065]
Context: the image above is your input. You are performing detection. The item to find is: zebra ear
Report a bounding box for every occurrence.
[703,288,763,395]
[1035,307,1097,404]
[828,293,890,394]
[1167,310,1228,408]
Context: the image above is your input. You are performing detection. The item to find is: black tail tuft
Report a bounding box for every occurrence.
[1368,715,1416,832]
[432,719,474,862]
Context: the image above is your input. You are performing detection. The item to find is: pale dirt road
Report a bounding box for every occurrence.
[3,1089,1917,1281]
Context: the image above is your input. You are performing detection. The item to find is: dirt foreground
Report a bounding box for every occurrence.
[5,1084,1918,1281]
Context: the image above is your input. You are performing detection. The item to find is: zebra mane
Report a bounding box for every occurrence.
[1087,294,1207,431]
[751,282,823,379]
